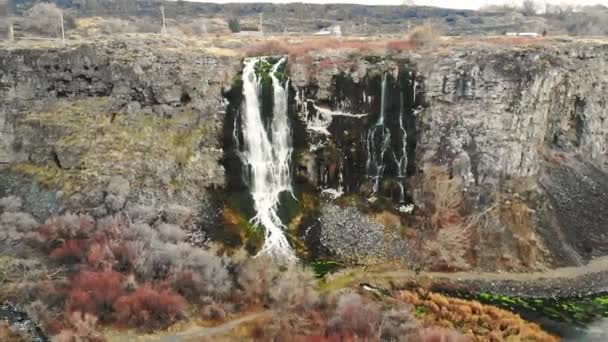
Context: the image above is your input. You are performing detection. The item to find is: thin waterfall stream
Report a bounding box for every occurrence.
[365,73,391,194]
[238,57,295,261]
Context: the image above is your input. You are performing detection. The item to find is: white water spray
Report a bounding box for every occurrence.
[239,57,295,261]
[366,73,391,193]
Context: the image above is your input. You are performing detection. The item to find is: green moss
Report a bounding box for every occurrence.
[414,305,427,318]
[452,291,608,326]
[309,260,344,279]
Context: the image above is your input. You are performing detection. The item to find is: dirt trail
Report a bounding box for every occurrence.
[106,311,270,342]
[330,255,608,297]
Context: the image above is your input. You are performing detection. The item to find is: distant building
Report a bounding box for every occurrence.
[235,31,264,37]
[314,25,342,37]
[505,32,542,37]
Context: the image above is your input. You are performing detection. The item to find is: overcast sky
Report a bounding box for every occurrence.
[191,1,608,10]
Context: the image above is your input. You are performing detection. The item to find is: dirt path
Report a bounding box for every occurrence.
[172,311,270,340]
[326,255,608,298]
[106,311,270,342]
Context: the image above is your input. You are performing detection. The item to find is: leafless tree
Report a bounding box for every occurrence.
[25,3,64,37]
[521,0,540,16]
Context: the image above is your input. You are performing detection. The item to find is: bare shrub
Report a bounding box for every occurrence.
[136,241,180,280]
[521,0,540,16]
[155,223,187,243]
[35,214,96,248]
[201,302,226,321]
[0,196,22,213]
[0,211,38,245]
[136,240,231,299]
[25,3,63,37]
[105,176,130,212]
[326,292,381,339]
[163,204,193,226]
[236,256,278,305]
[126,204,157,224]
[178,18,210,36]
[53,311,105,342]
[269,265,319,311]
[423,166,464,230]
[97,18,138,35]
[379,309,418,341]
[172,246,232,299]
[407,327,467,342]
[409,24,440,48]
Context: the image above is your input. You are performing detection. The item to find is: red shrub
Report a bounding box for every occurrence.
[114,284,186,332]
[67,270,124,322]
[50,239,90,264]
[86,242,116,270]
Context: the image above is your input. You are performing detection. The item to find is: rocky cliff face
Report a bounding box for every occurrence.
[1,37,608,271]
[0,37,239,221]
[288,39,608,270]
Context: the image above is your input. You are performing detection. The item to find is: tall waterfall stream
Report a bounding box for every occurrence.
[239,57,295,261]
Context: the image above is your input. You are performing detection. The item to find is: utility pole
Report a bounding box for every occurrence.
[60,11,65,44]
[8,23,13,41]
[259,12,263,35]
[160,5,166,34]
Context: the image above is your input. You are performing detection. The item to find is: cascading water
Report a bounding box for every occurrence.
[239,57,295,261]
[366,73,391,194]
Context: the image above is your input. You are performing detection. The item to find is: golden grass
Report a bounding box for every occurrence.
[397,290,558,342]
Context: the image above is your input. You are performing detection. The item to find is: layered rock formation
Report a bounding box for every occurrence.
[1,37,607,271]
[0,37,239,219]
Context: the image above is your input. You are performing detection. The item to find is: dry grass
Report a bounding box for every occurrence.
[243,36,417,59]
[496,197,548,269]
[397,290,558,342]
[422,166,465,230]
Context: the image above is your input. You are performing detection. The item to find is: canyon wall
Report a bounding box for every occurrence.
[1,37,608,270]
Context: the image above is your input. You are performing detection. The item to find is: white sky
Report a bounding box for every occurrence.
[189,1,608,10]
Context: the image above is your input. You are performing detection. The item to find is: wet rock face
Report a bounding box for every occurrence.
[294,42,608,268]
[0,37,240,217]
[292,58,425,206]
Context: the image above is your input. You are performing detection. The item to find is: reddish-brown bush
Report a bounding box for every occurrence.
[67,270,124,322]
[86,242,116,270]
[326,293,381,339]
[113,284,186,332]
[50,239,90,264]
[245,40,290,57]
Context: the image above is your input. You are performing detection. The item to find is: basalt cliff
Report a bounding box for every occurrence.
[1,36,608,272]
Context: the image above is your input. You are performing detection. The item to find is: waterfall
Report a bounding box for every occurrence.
[395,90,408,204]
[366,73,391,193]
[239,57,295,261]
